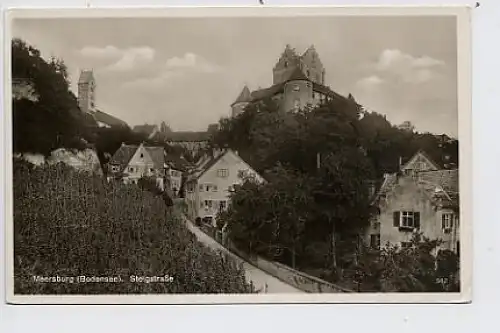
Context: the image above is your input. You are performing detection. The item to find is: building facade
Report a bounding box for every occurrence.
[367,151,460,254]
[184,149,265,227]
[230,44,348,118]
[107,143,167,188]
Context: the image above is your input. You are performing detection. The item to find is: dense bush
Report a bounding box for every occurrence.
[343,234,460,292]
[13,159,254,294]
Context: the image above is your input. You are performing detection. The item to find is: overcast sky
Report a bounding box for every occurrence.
[12,16,457,136]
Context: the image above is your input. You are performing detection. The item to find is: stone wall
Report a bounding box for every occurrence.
[227,241,352,293]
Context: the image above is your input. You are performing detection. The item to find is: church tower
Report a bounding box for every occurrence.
[78,70,96,114]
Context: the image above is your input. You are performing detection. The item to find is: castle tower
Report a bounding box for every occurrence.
[272,44,301,85]
[78,70,96,114]
[282,67,313,112]
[299,45,325,85]
[231,85,252,117]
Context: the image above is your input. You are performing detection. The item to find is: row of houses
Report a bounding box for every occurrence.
[106,141,460,254]
[105,144,264,230]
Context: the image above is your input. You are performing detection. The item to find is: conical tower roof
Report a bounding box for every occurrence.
[231,85,252,105]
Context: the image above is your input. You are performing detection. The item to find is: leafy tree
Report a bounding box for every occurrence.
[12,38,97,155]
[345,234,460,292]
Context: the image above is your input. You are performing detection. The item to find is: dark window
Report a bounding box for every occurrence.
[401,242,412,249]
[394,211,420,230]
[442,213,453,232]
[370,234,380,248]
[140,153,144,158]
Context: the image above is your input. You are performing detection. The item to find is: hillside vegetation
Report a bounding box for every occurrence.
[212,97,459,291]
[13,159,254,294]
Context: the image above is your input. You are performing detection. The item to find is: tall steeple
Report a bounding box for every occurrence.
[78,69,96,114]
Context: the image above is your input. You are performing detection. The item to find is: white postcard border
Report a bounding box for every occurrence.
[3,5,473,304]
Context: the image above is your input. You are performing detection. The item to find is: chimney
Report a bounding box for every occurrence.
[316,152,321,169]
[399,156,403,170]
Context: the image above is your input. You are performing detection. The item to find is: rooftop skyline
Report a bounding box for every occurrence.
[12,15,458,137]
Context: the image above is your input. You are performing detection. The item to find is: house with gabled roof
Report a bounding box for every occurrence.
[400,150,441,175]
[366,150,460,254]
[184,149,265,227]
[107,143,167,189]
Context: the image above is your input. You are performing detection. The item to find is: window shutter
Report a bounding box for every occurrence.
[393,211,400,227]
[414,212,421,229]
[441,215,446,229]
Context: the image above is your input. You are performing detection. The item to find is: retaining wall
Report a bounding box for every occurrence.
[227,241,352,293]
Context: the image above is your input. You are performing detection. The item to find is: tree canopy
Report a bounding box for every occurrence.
[212,94,459,285]
[12,38,97,156]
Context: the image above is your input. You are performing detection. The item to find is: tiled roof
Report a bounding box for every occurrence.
[78,70,94,84]
[94,110,128,127]
[248,69,347,102]
[417,169,459,207]
[165,154,190,171]
[145,146,165,170]
[186,150,227,182]
[164,131,210,142]
[133,124,158,135]
[232,85,252,106]
[372,169,459,208]
[250,83,286,101]
[372,173,398,204]
[109,144,137,169]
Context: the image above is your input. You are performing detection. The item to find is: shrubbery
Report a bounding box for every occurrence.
[13,159,254,294]
[340,234,460,292]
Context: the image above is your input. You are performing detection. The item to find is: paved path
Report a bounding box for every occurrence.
[183,217,303,294]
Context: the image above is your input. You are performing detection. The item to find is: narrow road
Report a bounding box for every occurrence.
[183,217,303,294]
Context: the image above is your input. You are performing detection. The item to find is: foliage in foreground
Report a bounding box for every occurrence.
[13,159,254,294]
[343,234,460,292]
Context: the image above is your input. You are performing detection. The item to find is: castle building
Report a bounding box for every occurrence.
[230,44,346,117]
[77,70,128,128]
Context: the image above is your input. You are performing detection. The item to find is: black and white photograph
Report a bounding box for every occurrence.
[4,6,472,304]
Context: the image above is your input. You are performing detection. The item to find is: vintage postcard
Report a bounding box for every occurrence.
[4,6,472,304]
